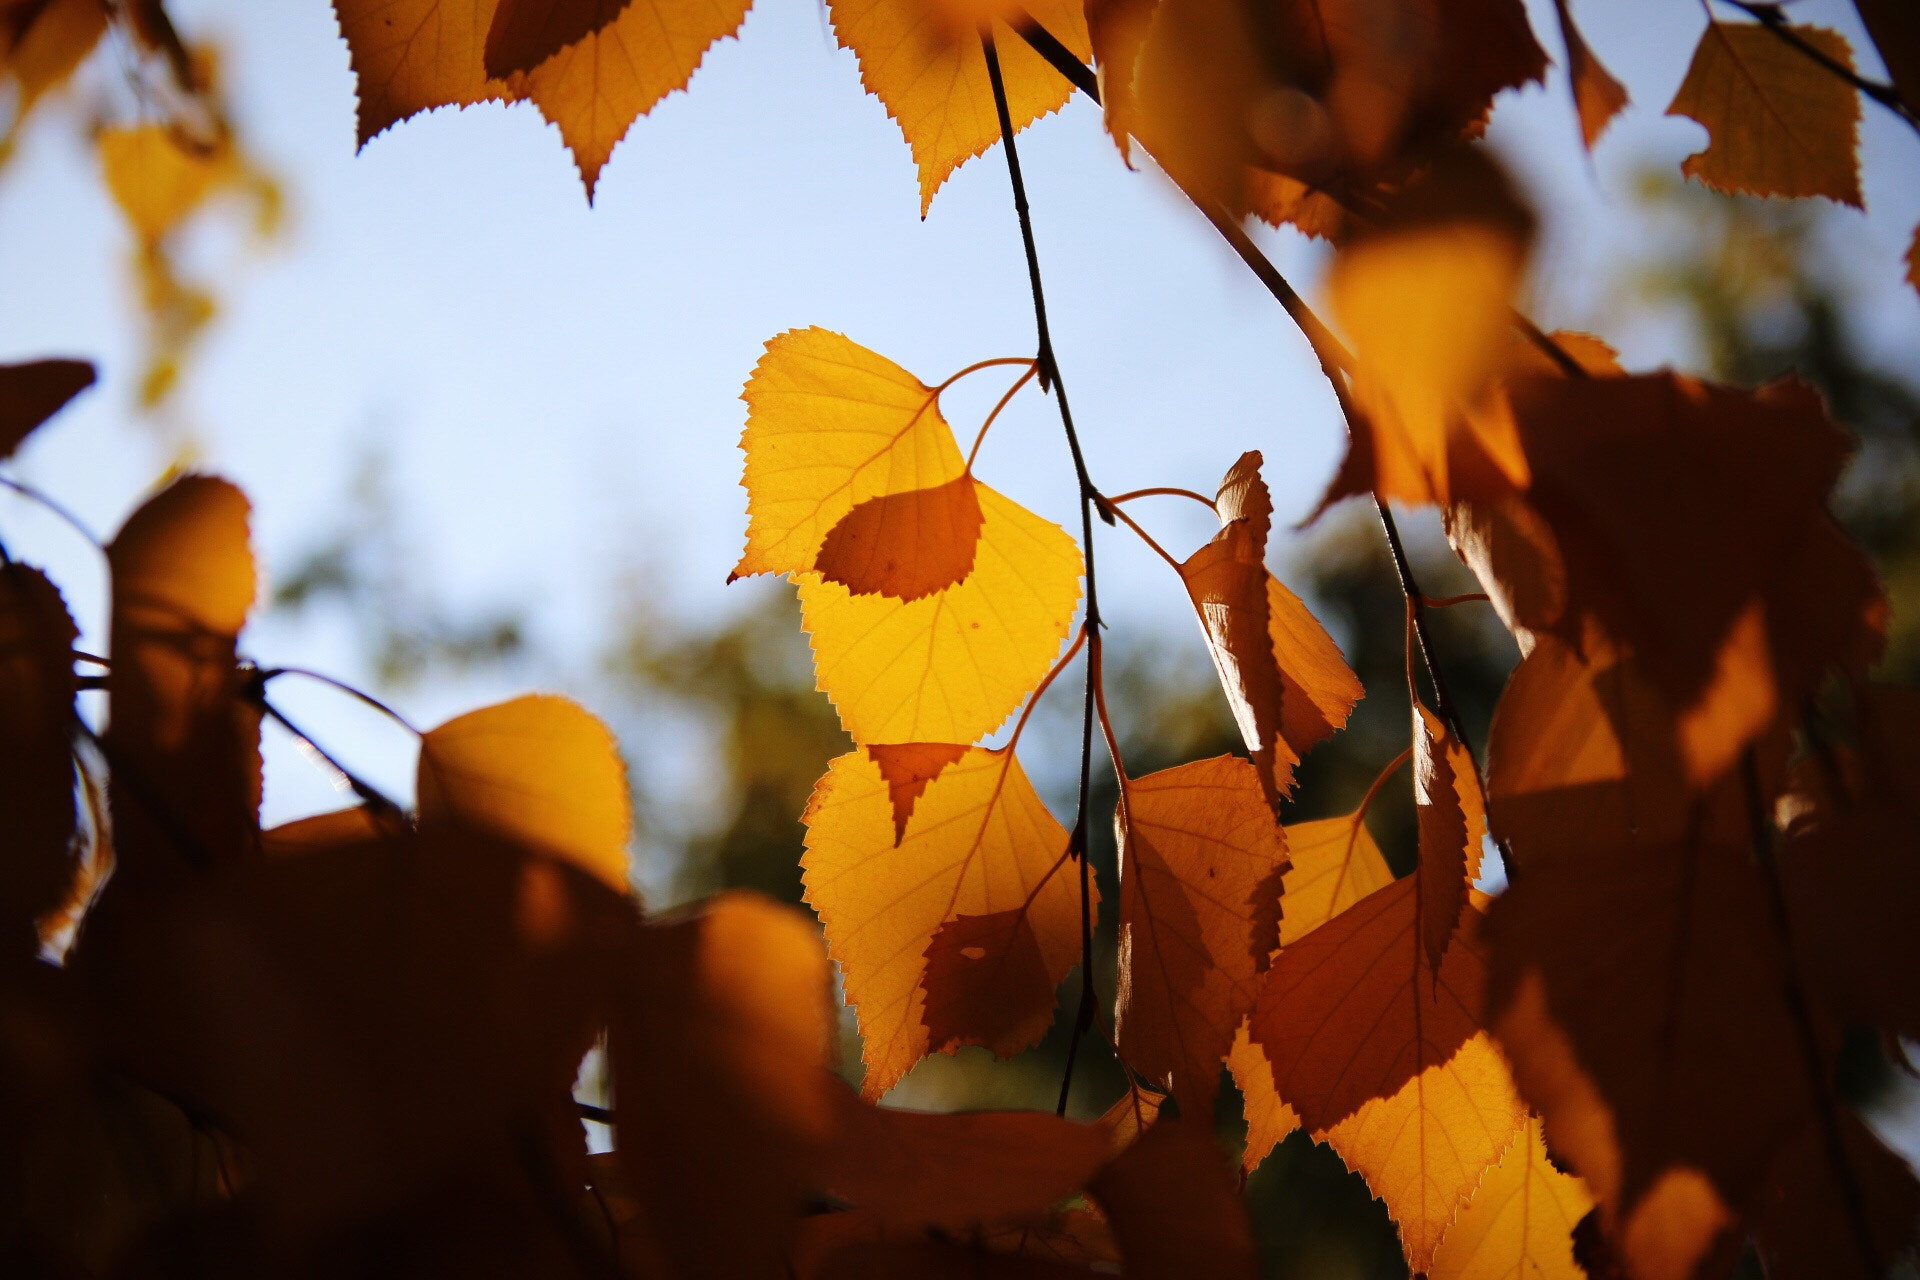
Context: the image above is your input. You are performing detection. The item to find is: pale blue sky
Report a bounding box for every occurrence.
[1,0,1916,847]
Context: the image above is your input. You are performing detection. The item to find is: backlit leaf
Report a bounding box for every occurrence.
[1180,452,1362,810]
[1089,1120,1258,1280]
[417,692,633,890]
[1428,1116,1594,1280]
[98,125,226,242]
[1667,21,1862,205]
[0,358,93,459]
[828,0,1091,214]
[1415,703,1468,969]
[802,744,1084,1098]
[1114,755,1287,1123]
[332,0,517,145]
[1552,0,1626,149]
[3,0,108,113]
[0,565,80,949]
[483,0,632,77]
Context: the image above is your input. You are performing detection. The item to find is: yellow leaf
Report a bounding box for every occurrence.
[511,0,750,199]
[827,0,1090,213]
[796,481,1080,745]
[98,125,227,243]
[1428,1116,1594,1280]
[1666,21,1862,206]
[1227,1024,1299,1175]
[1115,755,1286,1124]
[1180,452,1362,810]
[801,744,1085,1098]
[417,693,633,890]
[1324,1033,1529,1273]
[332,0,518,145]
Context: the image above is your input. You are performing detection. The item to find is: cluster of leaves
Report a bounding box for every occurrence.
[7,0,1920,1278]
[2,0,283,416]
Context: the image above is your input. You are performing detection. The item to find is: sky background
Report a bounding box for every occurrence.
[1,0,1917,862]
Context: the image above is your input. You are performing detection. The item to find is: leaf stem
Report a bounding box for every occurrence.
[980,24,1108,1119]
[1105,486,1218,512]
[965,362,1040,470]
[1102,497,1184,572]
[253,664,422,736]
[935,355,1040,394]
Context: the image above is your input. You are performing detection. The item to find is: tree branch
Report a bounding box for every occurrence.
[1720,0,1920,138]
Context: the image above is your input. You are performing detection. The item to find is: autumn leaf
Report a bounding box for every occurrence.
[1114,755,1286,1124]
[483,0,632,77]
[1325,1032,1528,1273]
[1907,222,1919,298]
[1228,804,1392,1173]
[0,565,80,949]
[2,0,108,114]
[0,357,94,458]
[417,692,633,890]
[1854,0,1919,115]
[867,742,971,842]
[1427,1116,1593,1280]
[1086,0,1154,160]
[1179,452,1362,810]
[1667,20,1862,206]
[827,0,1090,213]
[616,892,837,1278]
[101,475,260,879]
[332,0,518,145]
[1551,0,1626,149]
[1321,148,1536,509]
[1095,1083,1162,1153]
[1089,1120,1259,1280]
[1414,703,1469,971]
[802,744,1084,1098]
[98,124,226,242]
[508,0,751,197]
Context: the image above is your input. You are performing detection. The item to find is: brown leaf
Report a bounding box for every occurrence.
[821,1092,1110,1232]
[815,474,985,603]
[1180,452,1362,810]
[1088,1120,1257,1280]
[1094,1084,1163,1154]
[0,358,93,458]
[866,742,971,844]
[1551,0,1626,149]
[1114,755,1287,1124]
[1667,20,1863,205]
[2,0,109,114]
[0,565,79,953]
[483,0,632,77]
[1414,704,1469,973]
[1854,0,1920,115]
[1249,875,1490,1132]
[921,908,1057,1057]
[332,0,518,146]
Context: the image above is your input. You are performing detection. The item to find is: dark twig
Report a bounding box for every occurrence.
[980,26,1107,1118]
[241,672,407,817]
[1720,0,1920,138]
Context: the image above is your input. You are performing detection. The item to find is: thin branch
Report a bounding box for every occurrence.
[1103,499,1185,572]
[1719,0,1920,137]
[1423,591,1491,609]
[935,355,1040,394]
[0,475,105,549]
[253,665,422,736]
[242,675,407,817]
[980,25,1109,1120]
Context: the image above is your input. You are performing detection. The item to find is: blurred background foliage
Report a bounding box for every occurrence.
[249,170,1920,1277]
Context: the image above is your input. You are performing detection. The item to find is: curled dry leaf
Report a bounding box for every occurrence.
[0,358,94,459]
[1113,755,1287,1124]
[802,745,1085,1098]
[417,692,633,890]
[1180,451,1362,811]
[1667,20,1862,206]
[1427,1116,1593,1280]
[827,0,1091,213]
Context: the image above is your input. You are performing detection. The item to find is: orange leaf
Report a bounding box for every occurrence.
[0,358,93,459]
[1428,1116,1594,1280]
[1114,755,1287,1124]
[4,0,109,114]
[1552,0,1627,149]
[1094,1084,1163,1154]
[417,693,633,890]
[815,474,984,602]
[1666,20,1862,206]
[332,0,519,146]
[1180,452,1362,810]
[508,0,750,198]
[802,745,1084,1098]
[102,475,260,878]
[1414,703,1469,970]
[867,741,970,842]
[827,0,1090,213]
[1225,1024,1299,1175]
[482,0,632,77]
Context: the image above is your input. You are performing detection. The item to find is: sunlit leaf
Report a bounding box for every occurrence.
[98,124,226,242]
[483,0,633,76]
[1427,1116,1593,1280]
[332,0,517,145]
